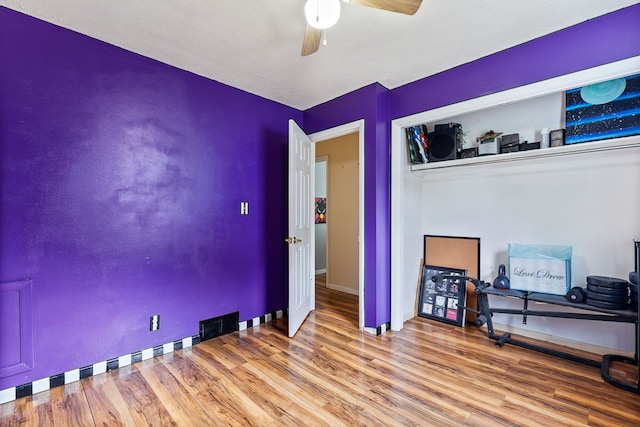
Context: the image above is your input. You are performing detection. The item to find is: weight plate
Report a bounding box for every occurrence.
[586,276,628,288]
[565,287,584,303]
[585,298,629,311]
[584,290,628,303]
[630,271,638,284]
[586,283,628,296]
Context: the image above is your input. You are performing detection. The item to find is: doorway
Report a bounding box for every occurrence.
[307,120,365,330]
[314,136,359,327]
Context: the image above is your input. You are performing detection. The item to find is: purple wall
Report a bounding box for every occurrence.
[0,7,300,389]
[303,84,392,328]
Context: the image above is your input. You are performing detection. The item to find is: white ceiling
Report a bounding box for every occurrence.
[2,0,638,110]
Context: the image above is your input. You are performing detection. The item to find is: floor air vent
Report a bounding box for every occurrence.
[199,311,239,342]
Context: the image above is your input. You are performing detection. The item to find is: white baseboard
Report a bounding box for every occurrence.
[491,322,634,358]
[326,283,358,296]
[315,268,327,274]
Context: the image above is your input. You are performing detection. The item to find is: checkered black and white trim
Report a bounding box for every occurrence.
[364,321,392,336]
[0,308,287,405]
[238,309,285,331]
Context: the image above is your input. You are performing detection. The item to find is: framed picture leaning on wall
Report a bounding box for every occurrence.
[418,265,467,327]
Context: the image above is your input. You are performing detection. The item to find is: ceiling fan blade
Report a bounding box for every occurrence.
[348,0,422,15]
[301,25,323,56]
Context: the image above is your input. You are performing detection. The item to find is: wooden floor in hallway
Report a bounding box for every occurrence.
[1,274,638,426]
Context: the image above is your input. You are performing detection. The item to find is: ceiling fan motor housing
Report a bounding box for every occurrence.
[305,0,341,29]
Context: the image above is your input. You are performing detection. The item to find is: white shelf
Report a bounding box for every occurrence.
[410,136,640,172]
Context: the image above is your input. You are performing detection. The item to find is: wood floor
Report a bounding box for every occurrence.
[1,274,638,426]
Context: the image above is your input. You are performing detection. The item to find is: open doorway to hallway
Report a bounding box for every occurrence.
[304,119,364,330]
[314,133,359,326]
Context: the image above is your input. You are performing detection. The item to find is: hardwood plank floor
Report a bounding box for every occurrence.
[1,274,638,426]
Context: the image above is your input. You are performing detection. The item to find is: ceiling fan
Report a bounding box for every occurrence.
[301,0,423,56]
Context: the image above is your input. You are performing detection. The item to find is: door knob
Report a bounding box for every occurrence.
[285,237,303,244]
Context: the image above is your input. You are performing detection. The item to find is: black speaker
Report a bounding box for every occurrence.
[428,123,462,162]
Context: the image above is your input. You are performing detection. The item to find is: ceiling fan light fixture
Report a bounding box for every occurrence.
[304,0,341,30]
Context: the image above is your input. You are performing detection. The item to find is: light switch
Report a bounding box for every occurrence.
[241,201,249,215]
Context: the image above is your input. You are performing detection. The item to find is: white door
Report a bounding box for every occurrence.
[287,119,315,337]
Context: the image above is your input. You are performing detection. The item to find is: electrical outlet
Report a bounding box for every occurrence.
[150,314,160,331]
